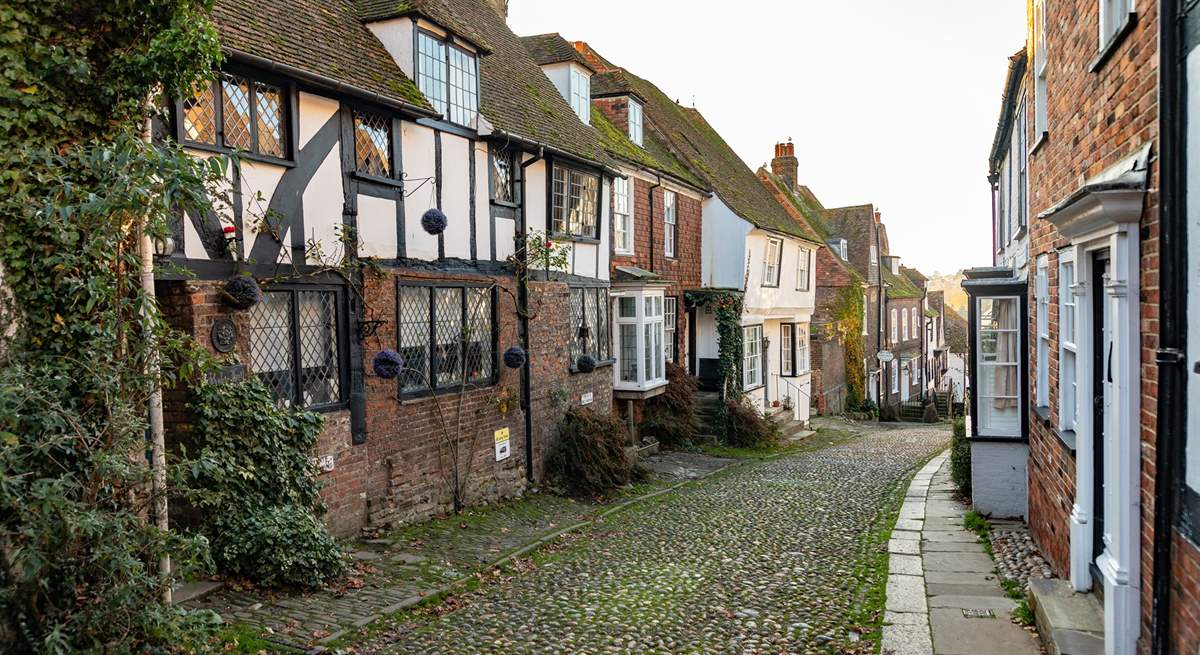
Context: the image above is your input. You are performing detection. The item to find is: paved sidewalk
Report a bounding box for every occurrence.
[883,453,1041,655]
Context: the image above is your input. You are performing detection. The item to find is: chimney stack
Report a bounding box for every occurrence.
[770,138,798,192]
[487,0,508,20]
[874,210,882,223]
[573,41,611,73]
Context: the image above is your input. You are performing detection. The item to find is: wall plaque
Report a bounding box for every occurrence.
[211,318,238,353]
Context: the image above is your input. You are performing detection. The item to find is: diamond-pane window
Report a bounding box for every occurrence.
[222,75,253,150]
[568,287,610,368]
[354,111,392,178]
[181,73,289,159]
[491,146,516,204]
[249,289,344,408]
[397,284,496,395]
[182,83,217,144]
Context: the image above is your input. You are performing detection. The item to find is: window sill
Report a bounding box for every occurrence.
[1054,427,1077,454]
[760,283,780,289]
[744,383,765,393]
[569,358,615,374]
[352,170,404,189]
[491,199,520,210]
[551,234,602,245]
[308,401,351,414]
[181,141,296,168]
[1029,131,1049,157]
[1090,12,1137,73]
[399,380,497,400]
[1033,404,1051,426]
[614,249,636,257]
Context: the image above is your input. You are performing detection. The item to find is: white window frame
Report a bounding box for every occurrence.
[890,307,898,344]
[976,296,1022,437]
[912,307,919,340]
[781,323,794,377]
[1012,95,1028,236]
[628,98,644,147]
[1059,253,1078,431]
[663,190,677,258]
[797,324,810,374]
[1033,0,1048,137]
[891,362,899,393]
[902,308,910,341]
[569,65,591,124]
[1036,255,1050,408]
[743,325,763,390]
[613,288,665,391]
[663,296,677,363]
[762,238,782,287]
[1099,0,1134,52]
[613,176,633,255]
[796,247,811,291]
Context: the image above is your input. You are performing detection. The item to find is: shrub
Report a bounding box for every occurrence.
[950,417,972,496]
[640,362,698,448]
[210,504,346,589]
[723,398,780,448]
[546,408,644,496]
[187,379,347,587]
[878,403,898,422]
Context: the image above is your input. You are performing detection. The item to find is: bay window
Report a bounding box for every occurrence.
[613,176,632,254]
[396,283,496,395]
[743,325,763,389]
[663,190,677,258]
[762,238,782,287]
[613,288,666,390]
[977,297,1022,436]
[551,164,601,239]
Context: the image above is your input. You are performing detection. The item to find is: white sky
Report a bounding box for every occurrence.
[508,0,1026,276]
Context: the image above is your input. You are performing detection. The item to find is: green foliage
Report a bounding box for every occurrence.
[825,286,867,411]
[723,398,781,449]
[546,408,644,496]
[951,417,971,496]
[640,362,698,448]
[685,290,744,402]
[187,379,346,588]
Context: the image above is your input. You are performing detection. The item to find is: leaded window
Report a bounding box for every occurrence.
[248,288,344,408]
[353,110,392,178]
[396,283,495,395]
[417,30,479,127]
[490,146,519,205]
[181,72,288,158]
[569,287,611,367]
[551,165,600,239]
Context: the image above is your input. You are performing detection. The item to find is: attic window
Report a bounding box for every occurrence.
[827,238,848,260]
[628,99,644,146]
[569,66,591,124]
[417,30,479,127]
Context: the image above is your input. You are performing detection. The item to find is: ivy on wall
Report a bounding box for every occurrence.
[684,290,745,401]
[823,285,867,411]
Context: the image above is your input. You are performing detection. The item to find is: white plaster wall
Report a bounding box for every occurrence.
[743,231,816,321]
[596,180,611,281]
[495,215,516,261]
[303,147,345,265]
[181,149,232,260]
[524,158,547,234]
[700,197,752,289]
[366,17,416,79]
[298,93,339,149]
[357,194,397,259]
[541,62,572,106]
[971,441,1029,520]
[401,122,439,261]
[439,134,472,260]
[473,142,492,261]
[240,160,286,260]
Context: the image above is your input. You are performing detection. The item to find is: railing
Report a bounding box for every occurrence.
[774,374,811,422]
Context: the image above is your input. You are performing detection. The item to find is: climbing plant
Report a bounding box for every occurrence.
[0,1,230,652]
[823,285,867,411]
[684,290,745,402]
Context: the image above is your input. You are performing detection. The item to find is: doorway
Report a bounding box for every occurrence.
[1090,251,1110,594]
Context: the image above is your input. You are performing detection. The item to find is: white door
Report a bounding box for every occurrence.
[901,368,910,401]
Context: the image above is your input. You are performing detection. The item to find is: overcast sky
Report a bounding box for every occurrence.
[508,0,1026,276]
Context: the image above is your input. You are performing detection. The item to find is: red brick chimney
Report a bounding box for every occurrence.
[770,138,798,192]
[874,210,882,223]
[572,41,612,74]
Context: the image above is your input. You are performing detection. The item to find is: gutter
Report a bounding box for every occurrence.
[518,148,544,484]
[224,49,440,120]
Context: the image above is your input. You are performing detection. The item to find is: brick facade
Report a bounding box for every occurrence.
[159,268,612,537]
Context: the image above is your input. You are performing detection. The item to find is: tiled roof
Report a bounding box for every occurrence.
[883,266,923,299]
[355,0,493,52]
[989,46,1028,174]
[759,170,834,241]
[900,265,928,285]
[591,108,707,189]
[520,34,596,72]
[822,204,877,280]
[213,0,430,110]
[591,70,646,102]
[582,60,815,242]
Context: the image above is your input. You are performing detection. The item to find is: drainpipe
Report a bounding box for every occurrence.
[875,225,885,406]
[519,148,543,484]
[648,175,661,272]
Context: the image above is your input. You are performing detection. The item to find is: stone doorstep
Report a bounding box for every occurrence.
[171,580,223,605]
[1028,578,1106,655]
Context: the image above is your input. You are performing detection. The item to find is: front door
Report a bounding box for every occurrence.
[1091,251,1111,592]
[901,366,910,401]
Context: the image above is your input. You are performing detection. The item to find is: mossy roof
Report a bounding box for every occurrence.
[213,0,431,110]
[591,108,707,189]
[590,61,816,242]
[883,266,923,299]
[520,33,596,72]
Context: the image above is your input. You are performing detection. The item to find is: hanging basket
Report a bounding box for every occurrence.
[222,275,262,310]
[575,354,597,373]
[372,349,405,379]
[503,346,527,369]
[421,208,448,235]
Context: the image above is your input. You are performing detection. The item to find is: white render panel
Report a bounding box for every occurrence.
[541,62,571,105]
[298,92,340,150]
[183,214,207,260]
[743,231,817,321]
[356,194,397,259]
[970,441,1028,520]
[182,149,234,260]
[401,122,439,261]
[572,241,597,278]
[597,179,611,281]
[302,146,344,265]
[365,17,416,79]
[239,160,286,260]
[524,158,548,234]
[494,216,516,261]
[439,134,472,260]
[474,142,492,260]
[700,196,752,289]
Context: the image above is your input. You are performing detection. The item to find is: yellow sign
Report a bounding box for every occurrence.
[494,427,511,461]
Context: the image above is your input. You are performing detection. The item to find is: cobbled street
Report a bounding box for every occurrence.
[348,424,949,655]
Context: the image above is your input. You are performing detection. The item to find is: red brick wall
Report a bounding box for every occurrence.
[1021,1,1161,648]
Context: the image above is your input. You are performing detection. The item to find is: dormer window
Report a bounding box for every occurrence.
[416,30,479,127]
[827,238,848,260]
[569,66,590,124]
[628,99,644,146]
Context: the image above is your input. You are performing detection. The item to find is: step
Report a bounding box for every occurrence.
[1028,578,1105,655]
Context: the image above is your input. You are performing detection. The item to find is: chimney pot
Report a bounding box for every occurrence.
[770,140,799,192]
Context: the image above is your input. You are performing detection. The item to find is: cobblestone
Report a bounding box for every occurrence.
[344,424,948,654]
